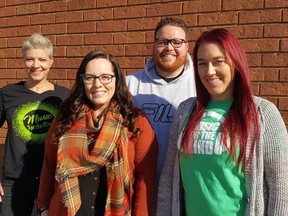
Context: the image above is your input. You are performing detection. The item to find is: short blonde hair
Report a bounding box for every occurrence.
[22,33,53,58]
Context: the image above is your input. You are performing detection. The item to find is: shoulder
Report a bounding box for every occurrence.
[53,84,70,97]
[177,97,196,116]
[253,96,280,116]
[1,82,24,91]
[125,69,146,81]
[134,113,152,129]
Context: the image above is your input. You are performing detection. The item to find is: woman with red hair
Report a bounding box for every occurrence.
[157,28,288,216]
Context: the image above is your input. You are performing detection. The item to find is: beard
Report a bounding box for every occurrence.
[153,53,187,73]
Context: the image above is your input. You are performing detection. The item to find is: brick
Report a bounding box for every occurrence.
[127,0,160,4]
[249,68,279,81]
[93,45,125,56]
[53,47,66,57]
[199,12,238,26]
[247,53,262,67]
[114,6,146,19]
[56,11,83,23]
[265,0,288,8]
[223,0,263,10]
[7,0,30,6]
[125,44,152,56]
[0,38,7,48]
[42,23,67,35]
[183,0,220,13]
[31,13,55,25]
[6,15,30,27]
[239,9,281,24]
[7,59,23,69]
[7,37,25,48]
[48,69,67,79]
[41,1,67,13]
[54,57,82,69]
[147,3,182,16]
[280,38,288,51]
[97,20,127,32]
[284,9,288,22]
[56,35,84,46]
[117,57,145,69]
[68,22,96,34]
[17,25,41,37]
[260,82,288,95]
[263,53,288,67]
[84,33,113,45]
[67,69,77,80]
[55,80,73,89]
[280,69,288,81]
[67,0,95,10]
[17,3,40,15]
[180,14,198,28]
[97,0,127,8]
[0,18,6,28]
[251,81,260,95]
[0,6,16,17]
[279,97,288,110]
[114,32,145,44]
[84,8,113,21]
[224,26,264,39]
[241,39,279,52]
[264,24,288,37]
[128,17,160,31]
[0,69,17,78]
[66,46,95,57]
[0,49,16,58]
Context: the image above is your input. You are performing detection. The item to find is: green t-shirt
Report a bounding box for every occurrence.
[180,100,246,216]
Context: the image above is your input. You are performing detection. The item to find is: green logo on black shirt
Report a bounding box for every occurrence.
[12,101,58,144]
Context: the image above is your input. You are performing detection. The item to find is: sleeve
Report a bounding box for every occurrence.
[0,89,6,127]
[132,115,158,216]
[261,101,288,215]
[156,104,182,216]
[37,118,59,208]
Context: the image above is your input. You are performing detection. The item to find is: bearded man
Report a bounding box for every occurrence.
[125,17,196,183]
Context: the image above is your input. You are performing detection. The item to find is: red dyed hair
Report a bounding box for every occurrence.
[182,28,259,169]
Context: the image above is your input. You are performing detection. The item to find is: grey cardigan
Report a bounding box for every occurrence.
[156,96,288,216]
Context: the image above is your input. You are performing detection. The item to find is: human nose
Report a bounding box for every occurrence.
[206,63,216,75]
[32,60,40,68]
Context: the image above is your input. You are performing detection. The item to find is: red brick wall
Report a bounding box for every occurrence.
[0,0,287,160]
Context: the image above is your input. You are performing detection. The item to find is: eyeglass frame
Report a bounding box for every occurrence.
[80,74,115,85]
[154,38,187,48]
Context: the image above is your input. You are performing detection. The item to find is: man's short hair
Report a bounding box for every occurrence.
[154,17,188,39]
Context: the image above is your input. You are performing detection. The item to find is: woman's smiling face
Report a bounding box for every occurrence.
[197,43,235,100]
[83,58,116,112]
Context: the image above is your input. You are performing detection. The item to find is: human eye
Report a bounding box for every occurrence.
[172,39,182,46]
[84,75,95,82]
[100,74,113,82]
[156,39,167,47]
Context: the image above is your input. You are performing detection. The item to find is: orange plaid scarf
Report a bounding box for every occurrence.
[56,104,131,216]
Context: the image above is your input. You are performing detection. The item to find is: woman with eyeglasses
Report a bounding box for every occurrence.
[37,51,158,216]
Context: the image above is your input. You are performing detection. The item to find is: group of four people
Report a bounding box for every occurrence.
[0,17,287,216]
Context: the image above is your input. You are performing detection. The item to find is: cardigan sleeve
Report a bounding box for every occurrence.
[132,115,158,216]
[260,99,288,215]
[37,118,59,209]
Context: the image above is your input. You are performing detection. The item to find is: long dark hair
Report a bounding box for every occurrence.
[55,50,143,138]
[182,28,259,169]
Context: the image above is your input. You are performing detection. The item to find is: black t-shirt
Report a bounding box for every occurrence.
[0,81,70,179]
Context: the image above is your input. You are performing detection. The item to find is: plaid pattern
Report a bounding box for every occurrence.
[56,103,131,216]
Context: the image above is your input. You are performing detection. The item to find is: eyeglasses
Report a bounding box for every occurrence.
[155,38,187,48]
[81,74,115,85]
